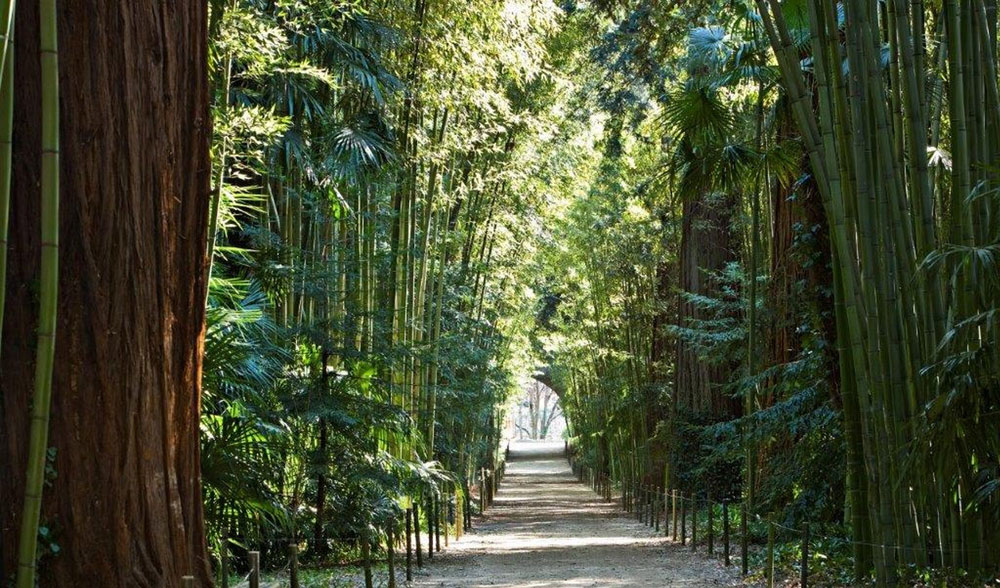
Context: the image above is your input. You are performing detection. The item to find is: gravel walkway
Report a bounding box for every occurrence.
[412,441,742,587]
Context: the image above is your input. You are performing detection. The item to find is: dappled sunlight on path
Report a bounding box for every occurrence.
[412,441,740,587]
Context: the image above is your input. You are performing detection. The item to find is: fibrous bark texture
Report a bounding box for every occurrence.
[0,1,212,585]
[675,193,740,418]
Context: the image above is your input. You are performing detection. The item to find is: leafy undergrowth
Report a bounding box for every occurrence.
[741,537,1000,587]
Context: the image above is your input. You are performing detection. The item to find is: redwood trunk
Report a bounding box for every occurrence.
[768,99,839,409]
[650,255,673,381]
[0,1,212,586]
[675,193,740,418]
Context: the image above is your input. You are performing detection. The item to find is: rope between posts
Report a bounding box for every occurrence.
[744,511,993,556]
[565,461,989,560]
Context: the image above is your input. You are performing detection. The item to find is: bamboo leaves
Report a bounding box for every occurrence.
[753,0,1000,580]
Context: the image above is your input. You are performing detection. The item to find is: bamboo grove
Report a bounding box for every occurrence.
[755,0,1000,579]
[536,1,1000,586]
[198,0,559,580]
[0,0,998,586]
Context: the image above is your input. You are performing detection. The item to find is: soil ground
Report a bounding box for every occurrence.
[412,441,743,587]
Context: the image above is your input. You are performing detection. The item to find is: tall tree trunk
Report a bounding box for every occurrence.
[0,1,212,585]
[674,193,740,417]
[650,250,673,383]
[768,99,839,408]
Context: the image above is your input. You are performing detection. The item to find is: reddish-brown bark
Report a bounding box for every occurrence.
[768,99,839,409]
[674,193,740,418]
[650,257,673,381]
[0,1,212,585]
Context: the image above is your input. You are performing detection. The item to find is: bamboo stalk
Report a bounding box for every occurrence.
[0,0,12,357]
[204,0,236,290]
[16,0,60,585]
[946,0,974,249]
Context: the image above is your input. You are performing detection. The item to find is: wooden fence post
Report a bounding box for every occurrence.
[648,487,654,527]
[645,486,650,525]
[434,493,442,553]
[708,493,714,555]
[631,483,636,518]
[480,468,486,514]
[289,542,300,588]
[362,536,374,588]
[654,488,661,532]
[466,487,473,531]
[653,488,658,528]
[414,502,423,568]
[248,551,260,588]
[385,524,394,588]
[181,576,195,588]
[801,523,809,588]
[740,502,748,575]
[680,493,687,545]
[650,488,656,528]
[406,507,413,581]
[426,495,434,561]
[445,490,451,547]
[767,520,775,588]
[691,492,698,551]
[723,501,731,566]
[640,486,646,524]
[671,490,677,540]
[220,530,229,588]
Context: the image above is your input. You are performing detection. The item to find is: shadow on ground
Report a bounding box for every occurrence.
[412,441,741,587]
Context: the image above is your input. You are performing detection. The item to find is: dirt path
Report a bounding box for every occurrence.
[413,441,741,587]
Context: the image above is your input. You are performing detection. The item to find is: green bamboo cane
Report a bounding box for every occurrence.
[758,0,870,330]
[427,209,446,451]
[857,0,927,566]
[844,3,901,576]
[16,0,59,585]
[414,110,446,443]
[767,0,918,577]
[808,1,872,573]
[946,0,973,249]
[891,0,946,348]
[964,6,986,247]
[974,0,1000,243]
[0,0,13,356]
[887,2,905,165]
[0,0,13,74]
[204,0,237,292]
[895,0,945,565]
[911,0,927,114]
